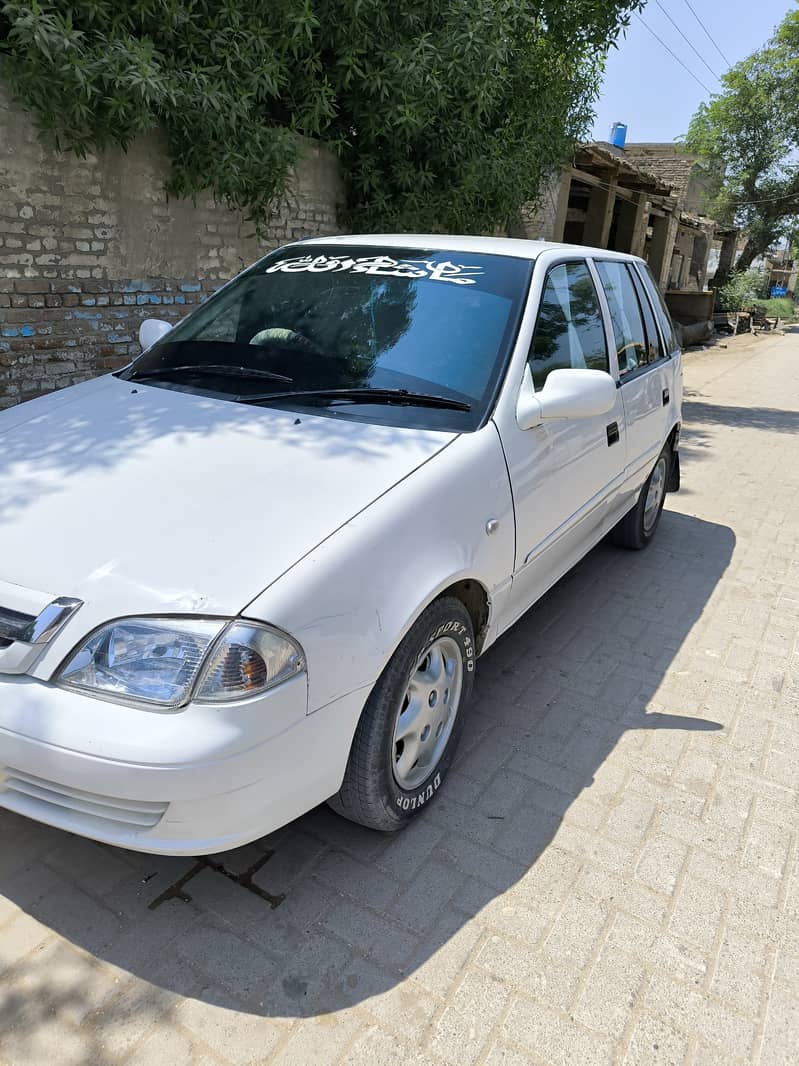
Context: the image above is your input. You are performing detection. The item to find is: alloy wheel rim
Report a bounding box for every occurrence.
[643,457,667,533]
[392,635,463,790]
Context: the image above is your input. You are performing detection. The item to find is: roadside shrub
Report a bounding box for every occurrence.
[715,269,770,311]
[751,296,795,318]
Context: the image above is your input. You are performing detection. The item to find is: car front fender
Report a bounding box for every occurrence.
[243,424,515,713]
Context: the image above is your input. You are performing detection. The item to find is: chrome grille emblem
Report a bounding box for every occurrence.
[0,597,83,674]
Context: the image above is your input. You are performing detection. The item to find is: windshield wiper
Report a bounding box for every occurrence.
[236,387,472,412]
[126,364,293,384]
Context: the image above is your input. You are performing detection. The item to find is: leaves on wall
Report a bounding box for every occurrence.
[1,0,642,234]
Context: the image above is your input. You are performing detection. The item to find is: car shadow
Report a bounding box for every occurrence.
[0,509,735,1057]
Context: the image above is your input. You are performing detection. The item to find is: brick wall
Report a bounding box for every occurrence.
[0,82,343,409]
[515,171,565,242]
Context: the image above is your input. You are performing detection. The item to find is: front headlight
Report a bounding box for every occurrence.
[56,616,305,709]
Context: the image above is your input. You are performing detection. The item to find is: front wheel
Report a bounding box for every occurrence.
[328,597,475,831]
[610,445,670,550]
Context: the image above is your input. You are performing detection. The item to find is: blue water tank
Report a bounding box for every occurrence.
[610,122,627,149]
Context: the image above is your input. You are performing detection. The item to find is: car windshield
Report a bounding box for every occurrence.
[121,244,533,430]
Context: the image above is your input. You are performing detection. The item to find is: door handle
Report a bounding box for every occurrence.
[662,388,670,406]
[606,422,620,446]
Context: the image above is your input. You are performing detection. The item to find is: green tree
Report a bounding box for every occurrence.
[685,8,799,276]
[0,0,642,234]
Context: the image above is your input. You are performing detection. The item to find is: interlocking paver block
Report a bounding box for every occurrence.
[428,969,511,1065]
[573,944,647,1038]
[173,989,286,1064]
[622,1011,688,1066]
[502,997,614,1066]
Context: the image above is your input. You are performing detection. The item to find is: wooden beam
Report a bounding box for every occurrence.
[570,167,605,188]
[617,179,670,194]
[570,167,641,204]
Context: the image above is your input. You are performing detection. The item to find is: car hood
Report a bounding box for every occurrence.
[0,376,455,619]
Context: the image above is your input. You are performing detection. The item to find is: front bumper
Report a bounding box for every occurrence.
[0,674,368,854]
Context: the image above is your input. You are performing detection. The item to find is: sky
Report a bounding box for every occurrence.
[591,0,797,144]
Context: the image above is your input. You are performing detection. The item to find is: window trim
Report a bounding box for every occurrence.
[526,257,611,392]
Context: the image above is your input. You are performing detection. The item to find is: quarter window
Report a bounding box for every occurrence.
[595,261,648,377]
[529,261,609,391]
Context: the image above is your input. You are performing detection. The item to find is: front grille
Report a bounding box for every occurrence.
[0,606,35,647]
[0,767,168,831]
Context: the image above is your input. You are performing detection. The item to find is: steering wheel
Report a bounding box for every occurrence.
[250,327,313,347]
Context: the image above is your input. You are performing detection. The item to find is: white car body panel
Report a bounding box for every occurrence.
[0,373,455,679]
[0,235,682,853]
[619,358,675,481]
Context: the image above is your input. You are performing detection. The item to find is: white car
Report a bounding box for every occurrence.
[0,236,681,855]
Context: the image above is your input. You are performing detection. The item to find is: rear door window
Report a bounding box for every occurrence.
[529,261,609,391]
[595,261,648,377]
[630,268,665,364]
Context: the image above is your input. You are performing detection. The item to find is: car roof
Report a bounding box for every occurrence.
[295,234,643,264]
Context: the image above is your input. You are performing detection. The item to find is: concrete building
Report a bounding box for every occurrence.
[623,143,735,295]
[517,141,739,305]
[517,142,680,290]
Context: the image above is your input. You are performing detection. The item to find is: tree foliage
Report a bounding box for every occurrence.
[684,9,799,273]
[1,0,641,233]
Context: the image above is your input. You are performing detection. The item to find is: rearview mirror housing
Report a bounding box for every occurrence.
[516,366,617,430]
[139,318,173,352]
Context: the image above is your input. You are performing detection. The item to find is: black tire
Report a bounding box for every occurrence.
[328,596,475,831]
[610,444,670,550]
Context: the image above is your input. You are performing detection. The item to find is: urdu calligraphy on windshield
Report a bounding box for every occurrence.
[265,254,486,285]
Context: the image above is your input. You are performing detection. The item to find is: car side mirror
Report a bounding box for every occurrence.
[139,318,172,351]
[516,366,617,430]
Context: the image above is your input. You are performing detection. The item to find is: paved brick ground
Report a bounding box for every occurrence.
[1,332,798,1065]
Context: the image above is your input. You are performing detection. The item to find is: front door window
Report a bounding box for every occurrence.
[529,261,609,390]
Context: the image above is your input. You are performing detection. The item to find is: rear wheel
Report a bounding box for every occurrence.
[611,445,670,550]
[328,597,474,831]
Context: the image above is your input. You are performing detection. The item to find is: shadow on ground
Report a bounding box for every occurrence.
[0,510,735,1059]
[683,399,799,434]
